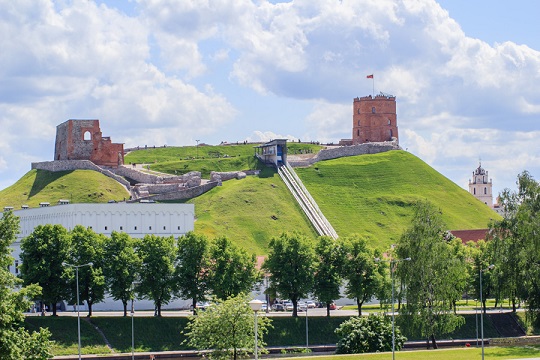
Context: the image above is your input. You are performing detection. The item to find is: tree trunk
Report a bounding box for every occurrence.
[52,302,58,316]
[356,298,364,316]
[426,337,430,349]
[512,298,516,313]
[123,300,128,317]
[157,301,162,317]
[292,298,298,317]
[87,301,93,317]
[326,303,330,317]
[430,334,438,349]
[192,298,197,315]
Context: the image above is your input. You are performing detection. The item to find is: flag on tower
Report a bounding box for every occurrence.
[366,74,374,79]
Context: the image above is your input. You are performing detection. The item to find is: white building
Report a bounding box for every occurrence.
[3,202,195,311]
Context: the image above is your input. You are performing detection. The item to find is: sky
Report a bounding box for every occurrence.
[1,0,539,200]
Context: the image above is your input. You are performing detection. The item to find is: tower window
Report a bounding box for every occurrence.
[372,107,375,113]
[358,120,361,126]
[388,119,391,125]
[484,187,487,194]
[473,188,476,195]
[105,226,108,231]
[357,129,360,136]
[83,131,91,141]
[357,108,361,114]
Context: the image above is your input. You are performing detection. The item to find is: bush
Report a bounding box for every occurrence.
[335,314,406,354]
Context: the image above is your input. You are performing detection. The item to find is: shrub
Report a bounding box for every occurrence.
[335,314,406,354]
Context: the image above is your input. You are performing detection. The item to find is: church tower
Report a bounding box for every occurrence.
[352,93,398,145]
[469,162,493,207]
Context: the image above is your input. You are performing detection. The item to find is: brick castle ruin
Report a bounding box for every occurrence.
[54,119,124,167]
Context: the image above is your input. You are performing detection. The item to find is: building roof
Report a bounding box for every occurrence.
[450,229,489,243]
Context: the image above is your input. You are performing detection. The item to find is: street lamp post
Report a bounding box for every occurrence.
[480,264,495,360]
[248,299,263,360]
[376,256,411,360]
[62,262,93,360]
[475,298,478,347]
[196,139,200,159]
[305,304,309,350]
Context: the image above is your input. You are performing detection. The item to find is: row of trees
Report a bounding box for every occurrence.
[19,227,258,316]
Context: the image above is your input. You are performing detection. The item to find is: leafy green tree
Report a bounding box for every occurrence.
[335,314,406,354]
[0,211,52,359]
[66,225,106,317]
[208,236,259,300]
[137,235,177,316]
[262,232,316,317]
[184,293,272,360]
[176,232,210,314]
[103,231,141,317]
[396,201,466,349]
[342,235,385,316]
[489,171,540,323]
[20,224,71,316]
[469,240,496,313]
[313,236,345,316]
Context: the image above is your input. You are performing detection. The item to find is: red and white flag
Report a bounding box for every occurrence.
[366,74,374,79]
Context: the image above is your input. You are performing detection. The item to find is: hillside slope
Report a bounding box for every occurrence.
[295,150,499,248]
[186,168,318,255]
[0,169,130,209]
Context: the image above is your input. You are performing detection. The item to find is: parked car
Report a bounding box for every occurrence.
[261,303,268,311]
[329,302,337,310]
[284,302,294,311]
[306,300,316,309]
[272,303,285,311]
[190,301,211,311]
[298,302,307,312]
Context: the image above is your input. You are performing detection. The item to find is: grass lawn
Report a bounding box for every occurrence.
[187,167,318,255]
[289,346,540,360]
[295,150,499,249]
[0,169,129,209]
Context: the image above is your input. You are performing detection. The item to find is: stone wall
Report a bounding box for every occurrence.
[287,141,400,167]
[31,160,131,189]
[111,166,201,187]
[137,181,219,201]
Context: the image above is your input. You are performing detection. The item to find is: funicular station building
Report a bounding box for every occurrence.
[254,139,288,166]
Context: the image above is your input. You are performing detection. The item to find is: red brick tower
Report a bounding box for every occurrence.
[352,94,398,144]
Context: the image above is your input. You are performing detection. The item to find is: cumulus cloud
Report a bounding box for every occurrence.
[1,0,539,198]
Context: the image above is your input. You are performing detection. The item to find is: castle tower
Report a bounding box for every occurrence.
[352,94,398,145]
[469,162,493,207]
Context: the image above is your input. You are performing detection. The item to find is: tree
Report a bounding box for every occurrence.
[66,225,106,317]
[342,235,385,316]
[313,236,345,316]
[262,232,316,317]
[103,231,141,317]
[207,236,259,300]
[0,211,52,359]
[137,235,177,316]
[176,232,210,314]
[20,224,71,316]
[489,171,540,324]
[396,201,466,349]
[335,314,406,354]
[183,293,272,360]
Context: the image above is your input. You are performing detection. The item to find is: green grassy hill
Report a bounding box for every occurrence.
[294,150,498,248]
[0,148,498,254]
[186,168,318,255]
[0,169,130,209]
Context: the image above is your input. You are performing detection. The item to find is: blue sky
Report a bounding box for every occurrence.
[1,0,539,201]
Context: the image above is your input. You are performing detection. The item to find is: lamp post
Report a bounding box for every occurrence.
[305,303,309,350]
[196,139,200,159]
[480,264,495,360]
[62,262,93,360]
[248,299,263,360]
[376,256,411,360]
[475,298,478,348]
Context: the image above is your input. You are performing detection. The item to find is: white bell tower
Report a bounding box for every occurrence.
[468,161,493,207]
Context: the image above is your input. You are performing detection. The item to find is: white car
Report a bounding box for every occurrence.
[306,300,316,309]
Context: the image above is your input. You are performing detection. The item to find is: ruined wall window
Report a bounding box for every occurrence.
[473,188,476,195]
[357,129,360,136]
[388,119,391,125]
[84,131,91,141]
[389,129,393,138]
[372,107,375,113]
[358,120,361,126]
[357,108,361,114]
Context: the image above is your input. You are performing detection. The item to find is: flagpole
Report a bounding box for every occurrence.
[366,74,374,97]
